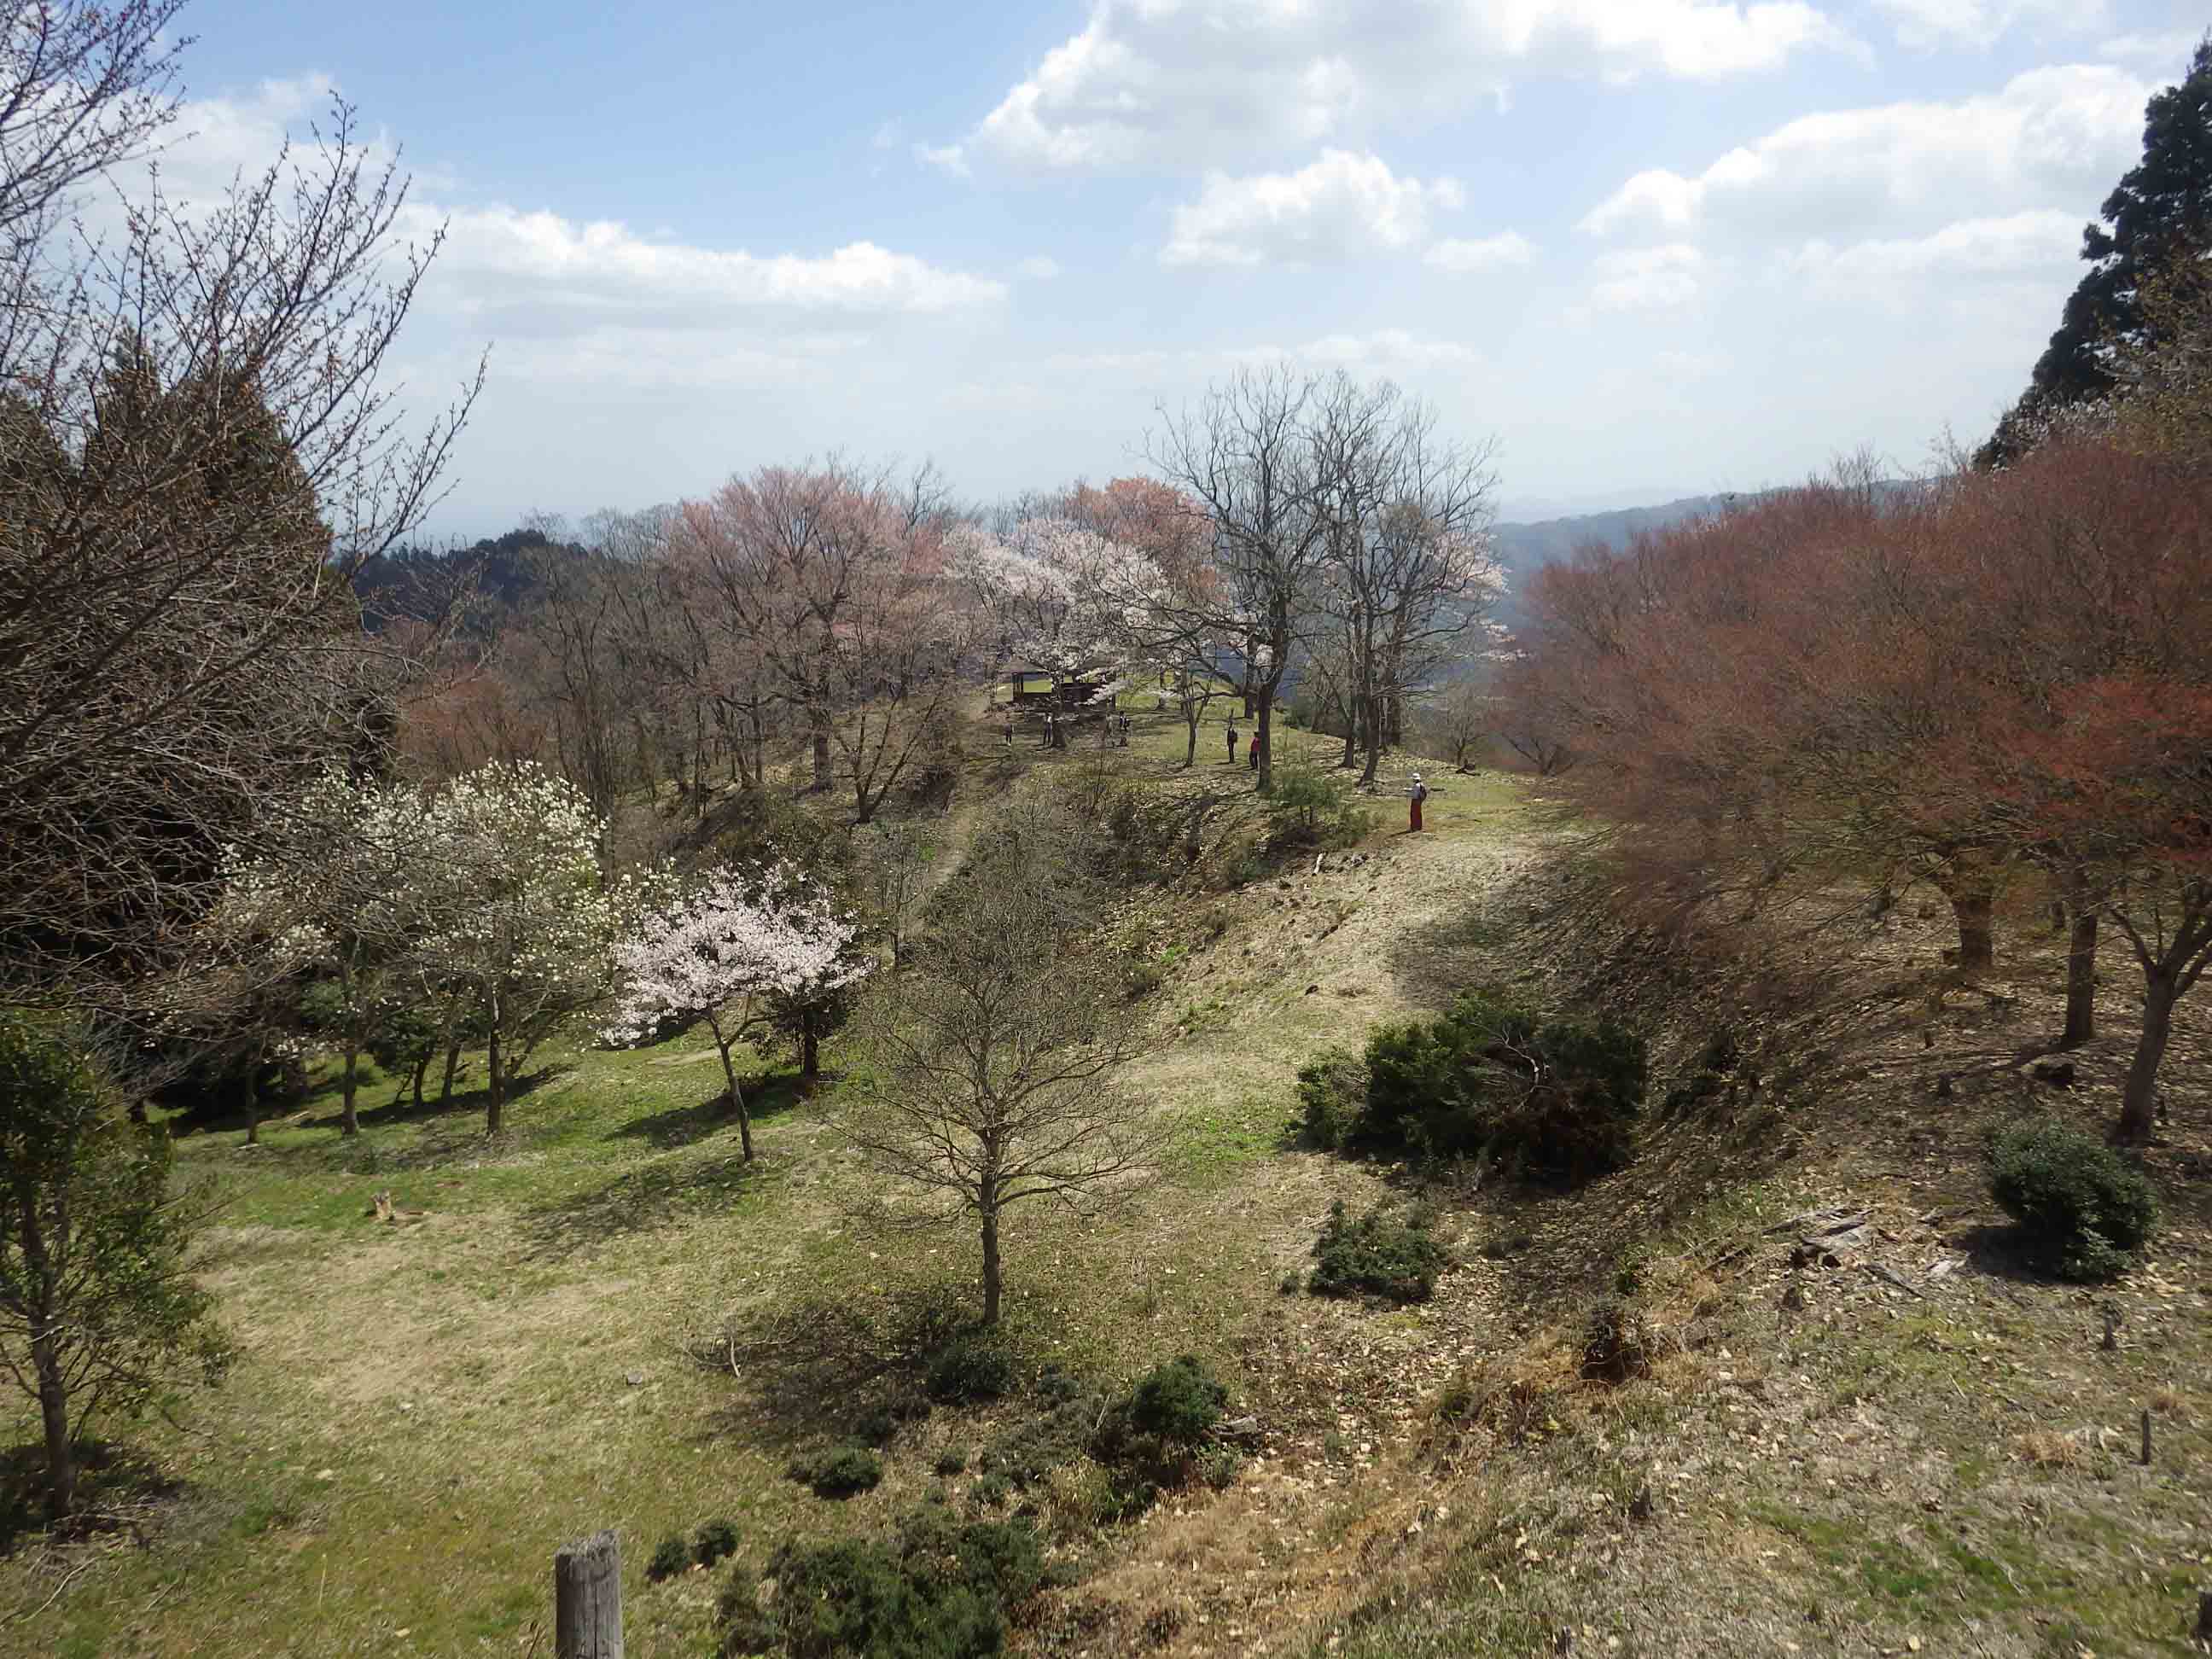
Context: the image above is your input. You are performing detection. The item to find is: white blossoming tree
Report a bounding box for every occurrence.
[602,863,868,1160]
[402,762,616,1133]
[204,769,426,1138]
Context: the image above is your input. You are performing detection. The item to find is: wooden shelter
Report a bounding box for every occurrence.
[1001,662,1114,711]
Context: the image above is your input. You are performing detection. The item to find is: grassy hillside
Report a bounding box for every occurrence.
[3,701,2208,1658]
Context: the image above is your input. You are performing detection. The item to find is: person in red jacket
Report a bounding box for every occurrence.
[1408,772,1428,832]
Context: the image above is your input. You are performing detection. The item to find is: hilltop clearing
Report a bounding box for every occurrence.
[2,705,2207,1658]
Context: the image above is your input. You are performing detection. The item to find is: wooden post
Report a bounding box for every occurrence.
[554,1529,623,1659]
[2142,1408,2153,1468]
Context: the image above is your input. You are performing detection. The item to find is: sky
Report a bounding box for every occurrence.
[160,0,2204,532]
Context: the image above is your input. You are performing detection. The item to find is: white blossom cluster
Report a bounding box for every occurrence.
[952,515,1191,686]
[403,762,619,1026]
[600,861,870,1049]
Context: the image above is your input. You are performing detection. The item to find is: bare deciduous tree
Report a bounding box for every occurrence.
[845,813,1163,1326]
[0,15,480,1000]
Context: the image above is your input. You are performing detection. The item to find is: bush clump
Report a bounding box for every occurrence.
[648,1534,691,1582]
[924,1330,1016,1405]
[1308,1200,1451,1304]
[1580,1300,1659,1383]
[789,1445,884,1499]
[1355,992,1646,1184]
[1266,763,1372,849]
[1295,1045,1366,1150]
[1091,1354,1232,1502]
[1117,1355,1227,1447]
[1988,1116,2159,1282]
[724,1510,1050,1659]
[853,1387,932,1447]
[696,1516,741,1567]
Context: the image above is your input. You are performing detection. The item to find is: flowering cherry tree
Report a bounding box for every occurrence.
[603,864,868,1160]
[204,769,426,1138]
[401,762,616,1133]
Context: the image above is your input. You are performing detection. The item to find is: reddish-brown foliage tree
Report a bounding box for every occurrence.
[1505,434,2212,1142]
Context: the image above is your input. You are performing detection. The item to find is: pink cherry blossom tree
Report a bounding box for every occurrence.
[603,864,868,1160]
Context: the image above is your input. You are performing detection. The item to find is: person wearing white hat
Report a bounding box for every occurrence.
[1408,771,1428,833]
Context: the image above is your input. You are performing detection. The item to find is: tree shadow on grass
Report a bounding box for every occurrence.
[690,1280,971,1452]
[606,1074,806,1151]
[515,1146,765,1262]
[0,1441,188,1555]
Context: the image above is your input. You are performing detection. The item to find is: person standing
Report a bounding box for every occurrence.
[1248,729,1263,771]
[1226,721,1239,765]
[1408,772,1428,833]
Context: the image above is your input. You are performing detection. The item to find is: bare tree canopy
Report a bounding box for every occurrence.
[0,5,480,998]
[845,809,1163,1326]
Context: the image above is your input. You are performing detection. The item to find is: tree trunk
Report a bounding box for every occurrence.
[23,1207,74,1520]
[32,1335,73,1522]
[410,1051,429,1109]
[486,1020,505,1136]
[810,703,832,790]
[1948,886,1994,971]
[709,1014,754,1161]
[440,1034,463,1103]
[1359,690,1383,789]
[980,1203,1002,1327]
[2116,969,2177,1144]
[240,1065,260,1147]
[1255,684,1277,794]
[341,1042,360,1138]
[2061,906,2098,1050]
[1183,708,1198,768]
[799,1025,820,1086]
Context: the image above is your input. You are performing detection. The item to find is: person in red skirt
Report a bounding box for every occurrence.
[1408,772,1427,832]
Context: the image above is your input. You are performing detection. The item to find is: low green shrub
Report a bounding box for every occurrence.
[925,1330,1015,1405]
[1988,1116,2158,1282]
[932,1448,967,1477]
[1309,1199,1451,1304]
[853,1387,930,1447]
[648,1534,691,1582]
[1354,992,1645,1184]
[696,1516,741,1567]
[1265,763,1373,849]
[726,1511,1048,1659]
[1120,1355,1226,1447]
[789,1445,884,1499]
[1294,1045,1367,1150]
[1090,1354,1233,1503]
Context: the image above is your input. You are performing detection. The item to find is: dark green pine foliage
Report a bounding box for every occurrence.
[1982,37,2212,463]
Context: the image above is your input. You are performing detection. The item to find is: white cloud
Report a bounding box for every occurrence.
[915,141,969,177]
[957,0,1854,172]
[2098,29,2203,68]
[1161,149,1463,267]
[1016,254,1062,279]
[1426,230,1537,273]
[1580,65,2149,242]
[416,207,1007,329]
[1590,243,1704,310]
[1873,0,2106,52]
[1786,208,2080,287]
